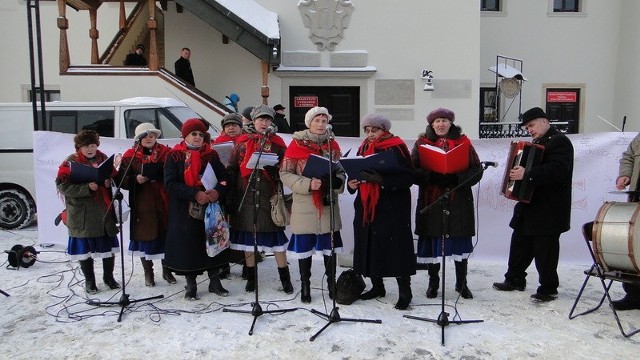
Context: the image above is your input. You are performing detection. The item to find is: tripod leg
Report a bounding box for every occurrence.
[323,255,335,299]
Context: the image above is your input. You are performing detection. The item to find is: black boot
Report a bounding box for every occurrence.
[359,277,385,300]
[79,258,98,294]
[454,259,473,299]
[395,276,413,310]
[161,260,177,284]
[241,265,249,280]
[208,268,229,296]
[323,255,335,299]
[102,256,120,290]
[426,263,440,299]
[299,258,312,303]
[184,275,198,300]
[278,266,294,294]
[141,258,155,287]
[245,266,256,292]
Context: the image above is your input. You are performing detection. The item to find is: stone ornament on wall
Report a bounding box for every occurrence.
[299,0,354,51]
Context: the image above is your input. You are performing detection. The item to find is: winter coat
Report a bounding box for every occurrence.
[174,56,194,86]
[350,134,416,278]
[509,126,574,235]
[227,133,288,232]
[618,132,640,191]
[115,143,170,241]
[280,130,345,235]
[55,150,118,238]
[273,113,292,134]
[163,142,229,275]
[412,126,482,237]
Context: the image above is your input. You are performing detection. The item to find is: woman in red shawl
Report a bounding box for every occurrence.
[55,130,120,294]
[280,106,345,303]
[116,123,175,287]
[164,119,230,300]
[412,108,482,300]
[227,105,293,295]
[347,114,416,310]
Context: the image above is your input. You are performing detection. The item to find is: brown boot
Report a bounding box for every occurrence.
[141,258,155,287]
[162,262,177,284]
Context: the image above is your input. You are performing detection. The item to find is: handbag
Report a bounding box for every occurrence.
[204,202,229,257]
[335,268,366,305]
[270,183,291,227]
[189,201,206,220]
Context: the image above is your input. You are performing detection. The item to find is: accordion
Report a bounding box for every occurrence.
[501,141,544,203]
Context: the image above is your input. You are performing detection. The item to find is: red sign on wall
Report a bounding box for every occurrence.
[294,96,318,108]
[547,91,577,103]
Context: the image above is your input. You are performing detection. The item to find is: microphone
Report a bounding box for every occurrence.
[325,124,333,133]
[135,130,149,143]
[264,124,278,135]
[481,161,498,168]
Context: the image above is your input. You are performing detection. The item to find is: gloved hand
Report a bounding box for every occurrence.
[414,168,429,185]
[195,191,209,205]
[263,165,280,180]
[360,170,383,185]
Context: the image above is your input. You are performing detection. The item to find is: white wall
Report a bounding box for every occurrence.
[613,1,640,132]
[480,1,625,132]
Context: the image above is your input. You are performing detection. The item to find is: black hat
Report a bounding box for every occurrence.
[136,44,145,51]
[221,113,242,127]
[520,107,547,126]
[273,104,285,111]
[241,106,254,120]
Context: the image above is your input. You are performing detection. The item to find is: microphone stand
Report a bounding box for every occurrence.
[223,131,297,335]
[309,128,382,341]
[404,162,489,345]
[88,140,163,322]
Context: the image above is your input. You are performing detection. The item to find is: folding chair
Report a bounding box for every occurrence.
[569,220,640,338]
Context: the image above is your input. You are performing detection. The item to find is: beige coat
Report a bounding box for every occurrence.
[618,132,640,191]
[280,130,345,235]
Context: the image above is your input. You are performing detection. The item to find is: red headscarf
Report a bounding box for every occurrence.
[357,132,409,224]
[170,141,217,187]
[235,133,287,179]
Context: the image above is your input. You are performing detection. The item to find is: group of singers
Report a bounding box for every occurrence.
[55,104,638,310]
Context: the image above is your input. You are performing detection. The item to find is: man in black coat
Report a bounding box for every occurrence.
[493,107,574,302]
[124,44,147,66]
[272,104,292,133]
[174,47,195,86]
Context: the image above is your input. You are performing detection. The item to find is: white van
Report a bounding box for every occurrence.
[0,97,215,229]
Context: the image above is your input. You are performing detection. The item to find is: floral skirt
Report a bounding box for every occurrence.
[229,229,289,253]
[287,232,343,259]
[416,235,473,264]
[128,238,165,260]
[67,235,120,260]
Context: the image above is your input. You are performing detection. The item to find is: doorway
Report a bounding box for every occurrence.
[289,86,360,137]
[546,88,580,134]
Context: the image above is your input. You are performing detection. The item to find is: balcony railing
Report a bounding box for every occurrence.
[479,121,574,138]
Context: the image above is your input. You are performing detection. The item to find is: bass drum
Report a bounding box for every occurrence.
[593,202,640,274]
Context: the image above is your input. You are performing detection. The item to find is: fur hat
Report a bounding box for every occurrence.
[251,104,275,120]
[520,107,547,126]
[134,123,161,141]
[361,113,392,131]
[426,108,455,125]
[241,106,254,120]
[74,129,100,150]
[181,118,207,138]
[304,106,332,128]
[221,113,243,127]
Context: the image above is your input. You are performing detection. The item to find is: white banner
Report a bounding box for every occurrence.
[34,131,638,264]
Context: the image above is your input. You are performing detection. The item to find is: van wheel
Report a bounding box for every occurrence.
[0,189,36,230]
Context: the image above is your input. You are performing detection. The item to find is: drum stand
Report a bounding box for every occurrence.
[404,165,486,346]
[223,133,297,335]
[569,221,640,338]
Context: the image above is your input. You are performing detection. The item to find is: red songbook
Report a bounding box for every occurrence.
[418,139,469,174]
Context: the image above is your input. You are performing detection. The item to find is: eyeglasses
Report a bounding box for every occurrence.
[189,131,206,137]
[364,127,381,134]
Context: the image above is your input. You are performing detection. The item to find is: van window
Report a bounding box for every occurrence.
[46,110,114,137]
[158,111,182,138]
[124,109,159,138]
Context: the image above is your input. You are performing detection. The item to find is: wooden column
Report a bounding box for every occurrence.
[261,60,270,105]
[89,8,99,64]
[147,0,159,70]
[56,0,70,72]
[119,0,126,29]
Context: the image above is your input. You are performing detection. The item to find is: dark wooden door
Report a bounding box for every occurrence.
[289,86,360,137]
[546,88,580,134]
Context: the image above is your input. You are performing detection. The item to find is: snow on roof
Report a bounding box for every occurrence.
[216,0,280,39]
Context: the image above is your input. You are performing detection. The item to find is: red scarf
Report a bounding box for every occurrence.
[122,143,171,222]
[171,141,216,187]
[235,133,287,178]
[357,132,409,224]
[56,149,115,211]
[283,136,341,216]
[415,134,470,206]
[213,133,237,144]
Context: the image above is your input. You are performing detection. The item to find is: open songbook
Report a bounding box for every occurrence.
[417,140,469,174]
[69,154,115,184]
[339,150,402,181]
[212,141,234,167]
[302,154,342,179]
[246,151,279,169]
[140,162,164,181]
